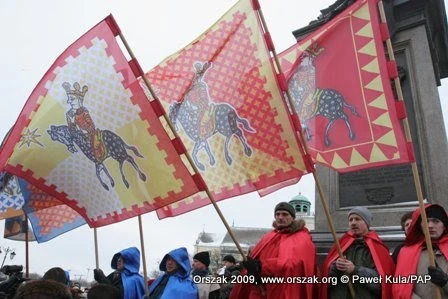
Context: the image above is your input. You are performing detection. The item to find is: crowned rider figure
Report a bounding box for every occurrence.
[63,82,105,161]
[184,62,216,138]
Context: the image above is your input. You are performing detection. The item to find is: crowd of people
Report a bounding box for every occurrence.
[1,202,448,298]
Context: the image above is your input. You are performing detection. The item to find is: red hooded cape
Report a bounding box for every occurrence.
[320,230,395,298]
[392,204,448,299]
[230,227,316,299]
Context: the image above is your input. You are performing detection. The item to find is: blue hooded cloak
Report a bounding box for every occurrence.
[111,247,145,299]
[148,247,198,299]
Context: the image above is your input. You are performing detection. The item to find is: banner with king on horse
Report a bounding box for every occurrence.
[279,0,413,172]
[0,15,200,227]
[145,0,309,218]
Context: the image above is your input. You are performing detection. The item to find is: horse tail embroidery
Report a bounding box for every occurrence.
[343,101,359,117]
[236,115,255,133]
[123,143,144,158]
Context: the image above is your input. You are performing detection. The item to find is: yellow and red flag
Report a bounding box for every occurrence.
[0,15,199,227]
[279,0,413,172]
[146,0,309,218]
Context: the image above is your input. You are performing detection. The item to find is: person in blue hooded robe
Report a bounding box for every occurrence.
[148,247,198,299]
[94,246,145,299]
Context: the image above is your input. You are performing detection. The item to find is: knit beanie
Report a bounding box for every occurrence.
[426,205,448,227]
[222,255,236,264]
[193,251,210,267]
[348,207,372,228]
[274,202,296,218]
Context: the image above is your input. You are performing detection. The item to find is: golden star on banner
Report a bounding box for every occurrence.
[19,128,44,148]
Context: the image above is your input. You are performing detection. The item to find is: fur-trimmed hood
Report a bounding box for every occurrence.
[272,218,306,233]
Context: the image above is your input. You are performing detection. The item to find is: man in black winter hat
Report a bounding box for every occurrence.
[394,204,448,298]
[222,255,236,265]
[230,201,316,298]
[192,251,220,299]
[192,251,210,275]
[219,255,241,299]
[274,201,296,219]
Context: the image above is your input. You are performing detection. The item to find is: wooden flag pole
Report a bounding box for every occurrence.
[24,214,29,278]
[378,2,441,298]
[137,59,246,259]
[115,24,247,262]
[94,227,99,269]
[254,2,356,298]
[138,215,149,296]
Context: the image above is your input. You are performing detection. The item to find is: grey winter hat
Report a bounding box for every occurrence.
[274,202,296,218]
[348,206,372,227]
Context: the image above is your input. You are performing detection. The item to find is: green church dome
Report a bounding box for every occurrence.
[290,192,310,204]
[289,192,311,215]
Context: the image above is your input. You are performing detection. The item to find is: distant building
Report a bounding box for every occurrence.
[194,231,225,253]
[193,231,226,271]
[193,192,315,267]
[219,227,271,261]
[289,192,315,231]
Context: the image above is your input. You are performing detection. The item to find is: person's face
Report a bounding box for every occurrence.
[116,257,124,271]
[165,256,179,274]
[424,218,445,240]
[275,210,294,229]
[349,214,369,237]
[404,218,412,235]
[67,95,80,109]
[223,261,234,268]
[192,259,206,271]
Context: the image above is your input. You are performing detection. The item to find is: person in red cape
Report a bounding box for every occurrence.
[393,204,448,299]
[229,202,316,299]
[320,206,395,299]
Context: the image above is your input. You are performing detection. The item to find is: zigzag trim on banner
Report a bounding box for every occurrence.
[279,1,405,171]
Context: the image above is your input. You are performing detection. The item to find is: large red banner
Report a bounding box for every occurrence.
[279,0,413,172]
[146,0,308,218]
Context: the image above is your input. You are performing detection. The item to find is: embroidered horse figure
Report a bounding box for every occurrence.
[169,61,255,171]
[288,45,359,147]
[48,125,146,190]
[47,82,147,190]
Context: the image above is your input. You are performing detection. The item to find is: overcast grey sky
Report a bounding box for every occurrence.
[0,0,446,279]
